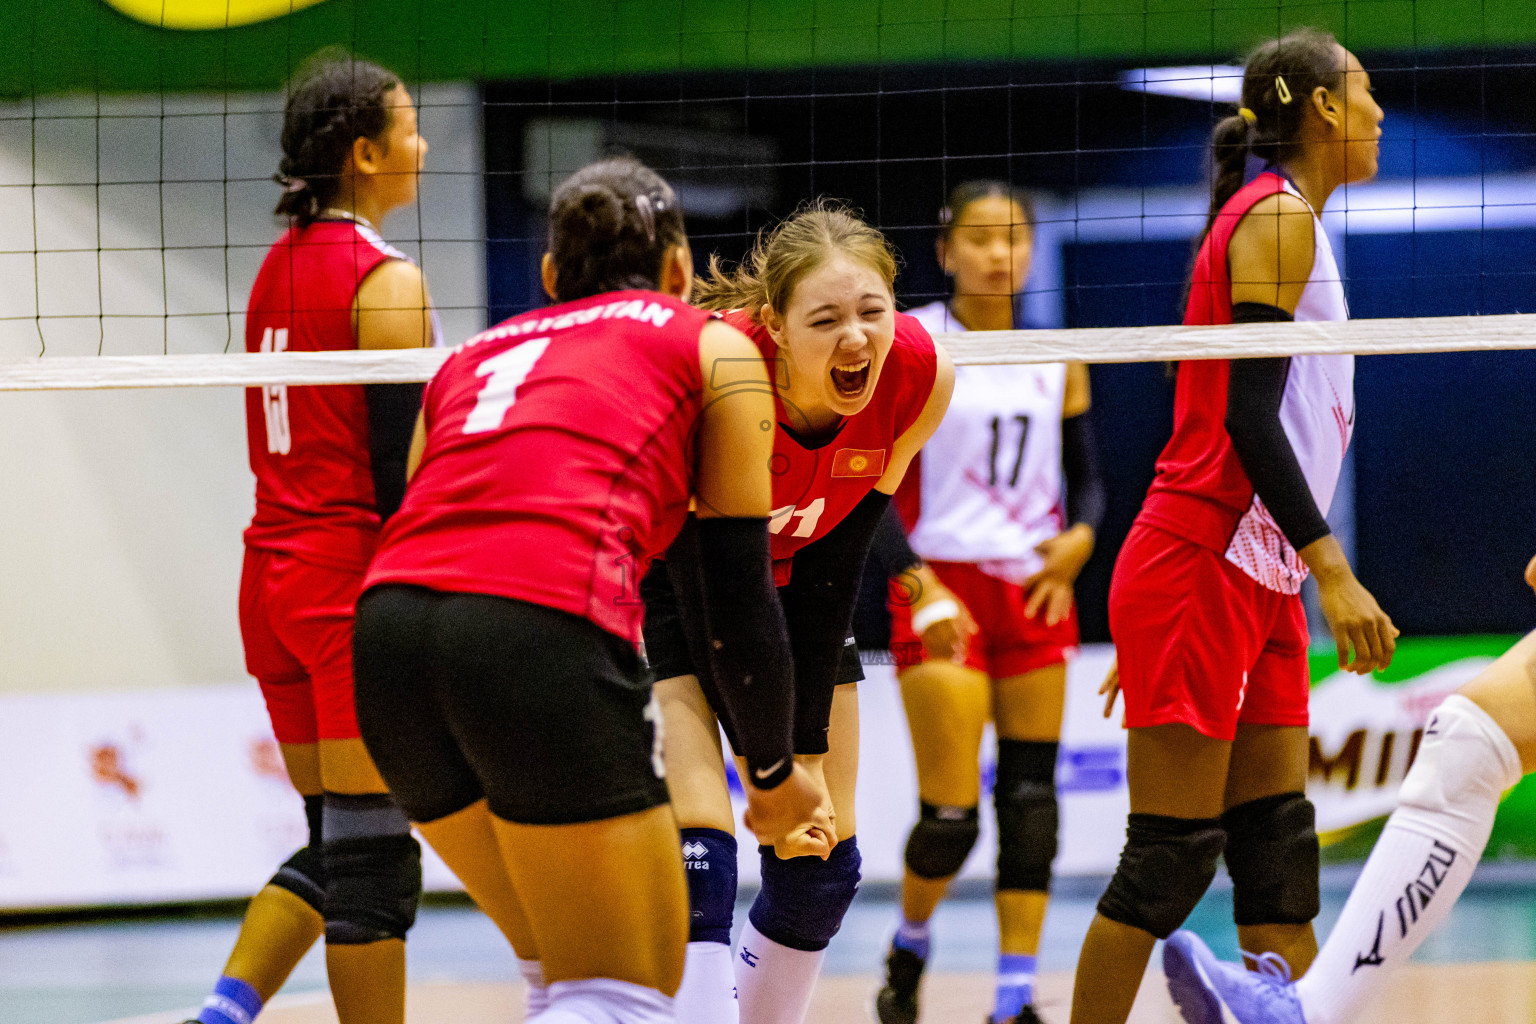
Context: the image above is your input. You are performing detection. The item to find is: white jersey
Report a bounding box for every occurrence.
[902,301,1067,584]
[1225,186,1354,594]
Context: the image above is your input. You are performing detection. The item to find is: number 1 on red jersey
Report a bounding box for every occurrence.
[463,338,552,435]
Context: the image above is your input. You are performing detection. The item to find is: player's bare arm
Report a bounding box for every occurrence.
[354,258,435,350]
[694,318,776,520]
[1228,191,1317,313]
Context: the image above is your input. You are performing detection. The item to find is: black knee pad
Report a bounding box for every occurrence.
[681,827,738,945]
[748,836,861,952]
[321,793,422,945]
[1222,791,1320,927]
[994,740,1059,892]
[904,803,980,880]
[270,795,326,914]
[1097,813,1225,940]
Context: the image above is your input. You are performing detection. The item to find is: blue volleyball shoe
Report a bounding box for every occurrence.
[1163,930,1307,1024]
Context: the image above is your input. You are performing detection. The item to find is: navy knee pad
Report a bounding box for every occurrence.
[270,794,326,914]
[995,740,1059,892]
[321,793,422,945]
[904,803,980,880]
[681,827,738,945]
[748,836,861,952]
[1096,813,1224,940]
[1222,792,1320,927]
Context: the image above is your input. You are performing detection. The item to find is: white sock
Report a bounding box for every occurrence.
[675,941,738,1024]
[519,957,551,1017]
[734,919,826,1024]
[1297,695,1522,1024]
[528,977,673,1024]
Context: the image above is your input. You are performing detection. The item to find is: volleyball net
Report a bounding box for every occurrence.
[0,314,1533,390]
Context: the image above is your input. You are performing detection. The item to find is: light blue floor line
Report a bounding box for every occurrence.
[6,873,1536,1024]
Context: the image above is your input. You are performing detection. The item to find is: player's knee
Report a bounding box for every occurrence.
[321,793,422,944]
[680,827,738,944]
[269,794,326,914]
[1096,813,1224,939]
[749,836,861,952]
[1222,791,1320,926]
[1400,694,1523,816]
[994,739,1059,892]
[904,803,980,880]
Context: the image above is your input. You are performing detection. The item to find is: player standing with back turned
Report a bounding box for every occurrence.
[186,53,436,1024]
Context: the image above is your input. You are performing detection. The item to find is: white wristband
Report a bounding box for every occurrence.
[910,598,960,634]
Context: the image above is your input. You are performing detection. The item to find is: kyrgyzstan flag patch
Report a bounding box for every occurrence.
[831,448,886,478]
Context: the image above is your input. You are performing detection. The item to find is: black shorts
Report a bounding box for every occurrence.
[641,556,862,755]
[353,584,667,826]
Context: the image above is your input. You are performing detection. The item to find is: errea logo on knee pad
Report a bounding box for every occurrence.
[682,841,710,863]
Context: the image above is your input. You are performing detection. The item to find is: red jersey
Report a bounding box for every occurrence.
[365,291,714,644]
[243,218,406,573]
[1140,172,1353,594]
[724,310,937,585]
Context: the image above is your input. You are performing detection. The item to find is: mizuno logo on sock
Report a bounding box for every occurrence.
[1394,840,1457,937]
[1353,840,1458,973]
[1352,913,1386,973]
[740,948,759,968]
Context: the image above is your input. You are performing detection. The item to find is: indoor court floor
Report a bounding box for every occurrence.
[8,870,1536,1024]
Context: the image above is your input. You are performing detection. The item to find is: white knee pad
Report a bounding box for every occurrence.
[531,978,673,1024]
[1394,694,1522,851]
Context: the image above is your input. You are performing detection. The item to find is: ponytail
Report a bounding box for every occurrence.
[1200,27,1344,238]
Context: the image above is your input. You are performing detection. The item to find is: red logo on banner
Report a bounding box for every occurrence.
[831,448,886,478]
[250,738,290,783]
[90,743,143,801]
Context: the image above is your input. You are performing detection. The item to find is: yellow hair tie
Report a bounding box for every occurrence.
[1275,75,1293,104]
[1238,107,1258,125]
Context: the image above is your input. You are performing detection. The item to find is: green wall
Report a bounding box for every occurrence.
[2,0,1528,97]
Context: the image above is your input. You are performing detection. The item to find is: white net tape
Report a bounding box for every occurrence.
[0,313,1530,390]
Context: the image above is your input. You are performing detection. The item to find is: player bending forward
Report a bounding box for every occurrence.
[354,157,828,1024]
[1164,550,1536,1024]
[643,201,954,1024]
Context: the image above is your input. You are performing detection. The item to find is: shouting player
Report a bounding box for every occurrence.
[352,157,829,1024]
[1071,29,1397,1024]
[643,202,955,1024]
[189,54,436,1024]
[1165,554,1536,1024]
[875,181,1105,1024]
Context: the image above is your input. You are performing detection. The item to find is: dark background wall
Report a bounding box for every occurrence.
[484,53,1536,639]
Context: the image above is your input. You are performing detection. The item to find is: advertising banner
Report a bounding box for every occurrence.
[0,636,1527,910]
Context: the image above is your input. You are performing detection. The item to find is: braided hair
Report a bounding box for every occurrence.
[1204,28,1344,238]
[274,51,400,225]
[546,157,687,303]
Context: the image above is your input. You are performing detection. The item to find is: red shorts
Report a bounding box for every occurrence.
[240,546,367,745]
[890,561,1078,678]
[1108,523,1309,742]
